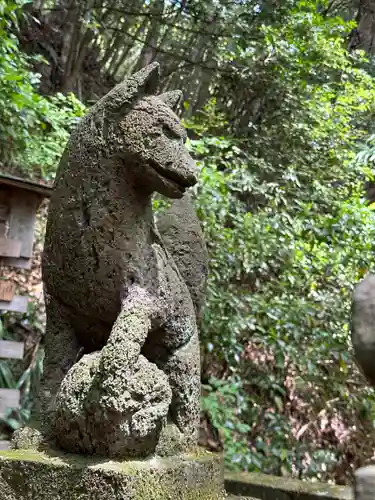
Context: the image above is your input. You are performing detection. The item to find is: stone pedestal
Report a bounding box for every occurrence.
[0,446,225,500]
[354,465,375,500]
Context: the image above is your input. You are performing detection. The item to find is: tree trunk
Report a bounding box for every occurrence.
[134,0,164,71]
[110,21,146,79]
[60,0,98,93]
[59,0,79,81]
[187,10,219,113]
[349,0,375,54]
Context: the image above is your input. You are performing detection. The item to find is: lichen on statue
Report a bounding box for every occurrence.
[16,62,208,458]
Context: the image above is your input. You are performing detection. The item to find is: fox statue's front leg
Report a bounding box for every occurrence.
[155,330,201,454]
[51,286,173,457]
[140,241,202,454]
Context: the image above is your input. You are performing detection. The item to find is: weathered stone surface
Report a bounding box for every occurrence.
[351,274,375,386]
[227,497,259,500]
[11,426,43,451]
[0,447,225,500]
[157,192,208,320]
[225,472,352,500]
[354,465,375,500]
[32,62,208,458]
[53,347,171,458]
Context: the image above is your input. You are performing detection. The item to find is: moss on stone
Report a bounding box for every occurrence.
[132,473,224,500]
[0,446,225,500]
[225,471,352,500]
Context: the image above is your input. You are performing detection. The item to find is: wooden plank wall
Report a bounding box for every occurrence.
[0,339,24,451]
[0,180,45,448]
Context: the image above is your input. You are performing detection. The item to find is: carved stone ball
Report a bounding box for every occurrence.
[52,352,172,458]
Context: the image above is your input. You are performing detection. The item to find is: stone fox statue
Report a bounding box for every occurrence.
[36,63,208,458]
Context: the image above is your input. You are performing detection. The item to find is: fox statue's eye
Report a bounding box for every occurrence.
[162,124,181,141]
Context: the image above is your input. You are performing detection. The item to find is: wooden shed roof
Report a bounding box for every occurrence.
[0,173,52,198]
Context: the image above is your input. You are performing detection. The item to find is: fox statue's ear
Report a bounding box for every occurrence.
[92,62,161,122]
[159,90,183,111]
[132,62,160,96]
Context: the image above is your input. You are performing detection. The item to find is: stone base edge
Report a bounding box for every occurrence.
[0,448,225,500]
[225,472,353,500]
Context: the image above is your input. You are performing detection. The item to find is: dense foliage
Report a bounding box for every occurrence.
[2,0,375,486]
[189,3,375,482]
[0,0,85,180]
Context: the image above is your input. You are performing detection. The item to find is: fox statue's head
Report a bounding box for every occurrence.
[69,62,197,199]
